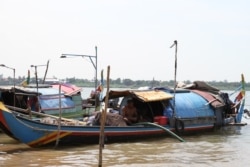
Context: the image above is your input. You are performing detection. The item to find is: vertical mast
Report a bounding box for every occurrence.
[170,40,178,117]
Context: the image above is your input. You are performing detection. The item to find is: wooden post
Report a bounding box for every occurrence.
[55,83,62,147]
[42,60,50,84]
[98,66,110,167]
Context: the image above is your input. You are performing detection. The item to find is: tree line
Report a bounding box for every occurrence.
[42,77,250,90]
[0,76,248,90]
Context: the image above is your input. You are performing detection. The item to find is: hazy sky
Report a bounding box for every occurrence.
[1,0,249,82]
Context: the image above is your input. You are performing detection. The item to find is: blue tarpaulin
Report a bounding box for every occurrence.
[172,91,214,118]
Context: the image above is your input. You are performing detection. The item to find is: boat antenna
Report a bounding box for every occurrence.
[170,40,178,117]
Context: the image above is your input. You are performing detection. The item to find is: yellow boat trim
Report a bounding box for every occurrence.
[28,131,72,147]
[0,102,11,112]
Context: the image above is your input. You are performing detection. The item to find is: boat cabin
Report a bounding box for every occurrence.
[105,89,173,124]
[0,84,83,118]
[104,82,242,129]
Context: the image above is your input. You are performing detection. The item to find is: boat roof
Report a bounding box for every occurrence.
[51,83,82,96]
[0,83,82,96]
[105,89,173,102]
[0,84,63,96]
[0,85,13,91]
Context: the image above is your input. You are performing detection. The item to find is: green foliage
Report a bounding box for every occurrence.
[0,76,249,90]
[70,78,250,90]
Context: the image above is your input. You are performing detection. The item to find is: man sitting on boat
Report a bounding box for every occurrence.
[122,99,138,125]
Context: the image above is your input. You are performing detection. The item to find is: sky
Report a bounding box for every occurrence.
[0,0,250,83]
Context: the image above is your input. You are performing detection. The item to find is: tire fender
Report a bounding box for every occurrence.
[175,119,184,133]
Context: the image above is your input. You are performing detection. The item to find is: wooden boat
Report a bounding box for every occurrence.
[0,83,84,117]
[0,74,246,147]
[0,82,87,139]
[0,61,92,120]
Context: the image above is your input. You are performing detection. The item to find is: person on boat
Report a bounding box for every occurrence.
[87,90,96,105]
[87,83,103,107]
[220,92,239,115]
[122,99,138,125]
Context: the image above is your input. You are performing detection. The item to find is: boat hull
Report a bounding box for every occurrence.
[0,105,214,147]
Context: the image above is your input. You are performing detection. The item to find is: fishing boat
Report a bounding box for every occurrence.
[0,82,87,139]
[0,83,84,117]
[0,61,87,120]
[0,74,246,147]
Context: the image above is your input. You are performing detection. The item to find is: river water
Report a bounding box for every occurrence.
[0,88,250,167]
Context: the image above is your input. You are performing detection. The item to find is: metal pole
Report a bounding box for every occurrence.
[95,46,98,110]
[61,47,98,110]
[13,68,16,108]
[95,46,98,89]
[31,64,47,94]
[34,66,39,95]
[170,40,178,117]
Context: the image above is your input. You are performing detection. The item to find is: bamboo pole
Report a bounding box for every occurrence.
[55,83,62,147]
[42,60,50,84]
[98,66,110,167]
